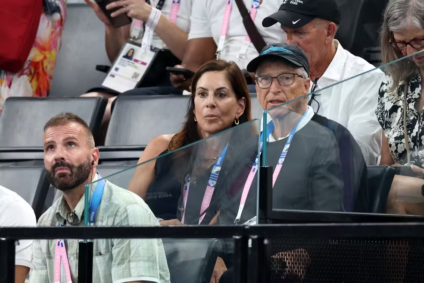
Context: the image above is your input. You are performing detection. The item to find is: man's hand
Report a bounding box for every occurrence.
[159,219,183,226]
[210,257,227,283]
[170,65,193,91]
[107,0,153,22]
[84,0,113,27]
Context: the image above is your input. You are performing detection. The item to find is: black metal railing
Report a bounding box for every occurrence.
[2,224,424,283]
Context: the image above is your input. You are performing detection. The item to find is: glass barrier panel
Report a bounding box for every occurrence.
[260,51,424,217]
[83,119,259,281]
[84,118,260,227]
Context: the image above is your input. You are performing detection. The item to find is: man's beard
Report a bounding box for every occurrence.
[47,157,92,192]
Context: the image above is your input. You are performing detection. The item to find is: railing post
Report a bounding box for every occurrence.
[259,166,273,224]
[0,238,16,283]
[78,241,93,283]
[250,236,269,283]
[233,235,249,283]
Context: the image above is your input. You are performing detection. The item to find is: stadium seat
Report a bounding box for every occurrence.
[335,0,388,59]
[101,94,263,162]
[367,166,396,213]
[0,166,50,219]
[0,97,107,163]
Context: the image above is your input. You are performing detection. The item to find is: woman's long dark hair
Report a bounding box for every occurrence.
[169,60,252,151]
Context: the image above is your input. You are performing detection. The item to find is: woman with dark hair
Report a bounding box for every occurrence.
[122,48,135,60]
[128,60,252,223]
[376,0,424,214]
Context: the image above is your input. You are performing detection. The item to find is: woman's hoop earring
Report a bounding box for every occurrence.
[234,118,240,125]
[194,116,197,122]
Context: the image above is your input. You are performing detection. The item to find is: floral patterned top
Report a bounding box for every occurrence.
[376,72,424,166]
[0,0,67,113]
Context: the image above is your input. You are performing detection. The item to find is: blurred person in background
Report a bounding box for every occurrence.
[170,0,286,93]
[31,113,170,283]
[83,0,193,142]
[263,0,384,165]
[377,0,424,215]
[0,185,36,283]
[0,1,67,114]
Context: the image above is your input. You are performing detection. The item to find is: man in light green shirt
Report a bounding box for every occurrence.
[30,113,170,283]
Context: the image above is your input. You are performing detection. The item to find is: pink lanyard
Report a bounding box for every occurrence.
[54,237,72,283]
[216,0,262,60]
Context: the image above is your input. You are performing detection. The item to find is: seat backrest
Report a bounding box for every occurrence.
[49,4,111,98]
[106,95,189,147]
[163,238,222,283]
[250,96,263,120]
[0,97,107,148]
[335,0,388,57]
[0,166,50,218]
[367,166,396,213]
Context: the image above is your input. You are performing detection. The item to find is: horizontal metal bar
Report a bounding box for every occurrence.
[2,223,424,240]
[0,226,242,240]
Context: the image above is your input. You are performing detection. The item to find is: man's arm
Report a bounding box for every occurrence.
[15,266,29,283]
[347,71,384,165]
[170,38,217,90]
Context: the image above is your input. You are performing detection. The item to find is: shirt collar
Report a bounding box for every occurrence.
[261,106,314,142]
[55,173,99,225]
[319,40,347,83]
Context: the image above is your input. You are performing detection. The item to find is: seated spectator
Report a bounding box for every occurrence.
[30,113,170,283]
[82,0,193,142]
[0,1,66,113]
[128,60,251,223]
[262,0,384,165]
[217,43,367,283]
[169,0,286,93]
[377,0,424,215]
[0,185,36,283]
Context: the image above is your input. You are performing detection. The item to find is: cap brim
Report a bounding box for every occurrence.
[247,54,304,73]
[263,10,315,29]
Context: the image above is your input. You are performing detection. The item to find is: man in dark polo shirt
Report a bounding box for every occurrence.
[218,44,368,282]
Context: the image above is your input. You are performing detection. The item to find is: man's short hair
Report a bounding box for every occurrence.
[43,113,95,148]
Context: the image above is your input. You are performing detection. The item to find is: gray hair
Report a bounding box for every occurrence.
[381,0,424,93]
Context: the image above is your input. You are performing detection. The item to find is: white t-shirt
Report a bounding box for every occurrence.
[309,40,384,165]
[189,0,286,69]
[0,185,36,268]
[132,0,193,49]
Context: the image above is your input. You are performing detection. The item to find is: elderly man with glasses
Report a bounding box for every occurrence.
[217,44,369,283]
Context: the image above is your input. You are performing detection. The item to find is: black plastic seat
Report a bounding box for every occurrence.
[0,97,107,163]
[0,166,50,219]
[335,0,389,59]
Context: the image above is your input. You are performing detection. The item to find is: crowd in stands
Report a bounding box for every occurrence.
[2,0,424,282]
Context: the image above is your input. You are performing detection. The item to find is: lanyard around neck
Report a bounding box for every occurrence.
[234,108,310,223]
[54,174,105,282]
[181,143,229,225]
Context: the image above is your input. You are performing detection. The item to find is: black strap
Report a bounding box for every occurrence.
[145,0,167,11]
[233,0,266,53]
[309,78,321,112]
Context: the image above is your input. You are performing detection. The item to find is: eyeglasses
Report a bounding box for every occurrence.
[391,38,424,51]
[255,73,303,89]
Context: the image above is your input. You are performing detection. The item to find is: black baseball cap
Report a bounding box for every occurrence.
[263,0,340,29]
[247,44,310,75]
